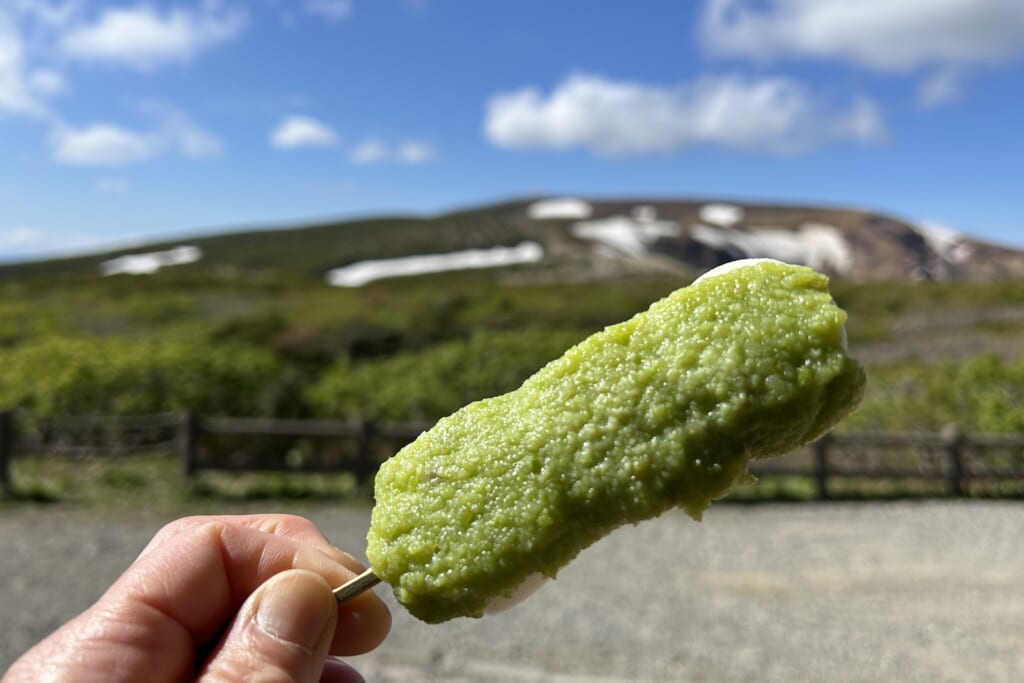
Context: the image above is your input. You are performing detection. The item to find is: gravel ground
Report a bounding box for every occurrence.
[2,501,1023,682]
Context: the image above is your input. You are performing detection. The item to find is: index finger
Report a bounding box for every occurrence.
[135,514,366,574]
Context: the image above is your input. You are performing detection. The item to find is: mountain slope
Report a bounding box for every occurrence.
[2,197,1021,284]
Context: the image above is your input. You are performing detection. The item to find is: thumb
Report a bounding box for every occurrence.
[199,569,338,683]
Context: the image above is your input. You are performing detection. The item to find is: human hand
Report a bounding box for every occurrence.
[3,514,391,683]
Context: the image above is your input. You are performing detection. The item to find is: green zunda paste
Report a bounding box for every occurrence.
[367,259,865,623]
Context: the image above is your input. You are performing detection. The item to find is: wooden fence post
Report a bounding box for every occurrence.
[0,410,13,496]
[813,434,831,500]
[354,418,373,484]
[944,427,965,497]
[179,411,199,479]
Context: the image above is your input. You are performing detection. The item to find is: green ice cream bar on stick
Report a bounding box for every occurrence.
[366,259,865,623]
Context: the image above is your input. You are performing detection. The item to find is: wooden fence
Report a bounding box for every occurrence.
[177,414,429,481]
[748,430,1024,499]
[2,409,1024,499]
[0,410,431,492]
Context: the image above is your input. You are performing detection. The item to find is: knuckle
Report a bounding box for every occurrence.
[257,514,316,538]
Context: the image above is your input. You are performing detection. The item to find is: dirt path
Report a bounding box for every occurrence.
[3,501,1022,682]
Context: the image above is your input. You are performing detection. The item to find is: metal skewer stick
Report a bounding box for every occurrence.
[333,567,381,603]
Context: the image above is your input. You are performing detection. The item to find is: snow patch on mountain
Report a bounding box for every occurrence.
[570,206,681,257]
[699,203,745,228]
[100,246,202,276]
[692,222,852,275]
[527,198,593,220]
[326,242,544,287]
[916,222,973,264]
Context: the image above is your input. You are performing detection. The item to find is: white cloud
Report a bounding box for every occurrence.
[60,3,246,71]
[270,115,338,149]
[700,0,1024,72]
[304,0,353,23]
[173,122,222,159]
[917,68,963,109]
[51,106,223,166]
[349,138,388,164]
[0,14,52,116]
[830,96,887,145]
[349,138,436,164]
[396,140,435,164]
[484,73,885,156]
[2,2,237,127]
[28,68,64,96]
[51,123,158,165]
[145,102,223,158]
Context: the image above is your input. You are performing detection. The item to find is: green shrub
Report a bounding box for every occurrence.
[0,335,283,416]
[307,329,584,422]
[845,354,1024,433]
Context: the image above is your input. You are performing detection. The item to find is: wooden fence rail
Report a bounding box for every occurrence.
[2,410,1024,499]
[177,413,430,482]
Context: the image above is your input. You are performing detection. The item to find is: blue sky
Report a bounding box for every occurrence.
[2,0,1023,262]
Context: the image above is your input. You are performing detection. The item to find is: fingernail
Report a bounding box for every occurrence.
[255,571,334,651]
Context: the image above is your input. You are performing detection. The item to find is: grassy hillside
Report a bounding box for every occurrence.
[0,200,539,283]
[3,257,1024,435]
[0,266,683,418]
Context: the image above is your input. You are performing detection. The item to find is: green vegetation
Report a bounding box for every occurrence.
[5,452,365,511]
[830,279,1024,346]
[306,329,584,421]
[3,250,1024,505]
[0,269,681,421]
[845,354,1024,433]
[2,268,1024,430]
[9,453,183,507]
[0,336,284,416]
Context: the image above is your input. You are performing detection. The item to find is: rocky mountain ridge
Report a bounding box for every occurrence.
[510,197,1024,283]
